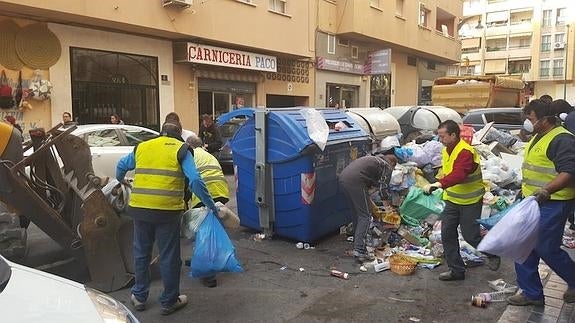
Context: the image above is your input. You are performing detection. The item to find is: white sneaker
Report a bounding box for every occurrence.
[130,294,146,311]
[161,295,188,315]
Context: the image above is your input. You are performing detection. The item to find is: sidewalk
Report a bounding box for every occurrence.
[498,263,575,323]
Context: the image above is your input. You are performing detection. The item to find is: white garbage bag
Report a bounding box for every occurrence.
[300,108,329,151]
[182,202,240,239]
[477,197,540,264]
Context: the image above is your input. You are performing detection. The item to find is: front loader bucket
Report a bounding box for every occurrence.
[80,190,133,292]
[2,125,134,292]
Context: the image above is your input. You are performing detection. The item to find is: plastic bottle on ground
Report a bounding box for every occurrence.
[477,291,509,302]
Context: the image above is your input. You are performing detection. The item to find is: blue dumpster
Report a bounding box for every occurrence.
[218,108,371,242]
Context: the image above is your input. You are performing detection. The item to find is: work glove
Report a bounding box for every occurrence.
[423,182,442,194]
[532,189,550,204]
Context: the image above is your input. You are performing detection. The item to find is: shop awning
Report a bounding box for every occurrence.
[486,34,507,40]
[462,38,481,49]
[486,11,509,23]
[484,59,507,74]
[509,32,532,38]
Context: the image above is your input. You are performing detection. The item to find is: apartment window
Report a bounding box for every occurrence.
[540,60,550,77]
[541,34,551,52]
[338,38,349,47]
[370,0,380,8]
[557,8,566,26]
[395,0,404,16]
[542,10,552,27]
[351,46,359,58]
[419,4,431,27]
[519,37,531,48]
[555,33,565,44]
[486,11,509,27]
[427,61,436,70]
[269,0,286,14]
[407,56,417,66]
[327,34,336,54]
[447,65,459,76]
[553,59,564,76]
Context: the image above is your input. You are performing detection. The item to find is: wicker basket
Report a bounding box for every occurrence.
[389,254,417,276]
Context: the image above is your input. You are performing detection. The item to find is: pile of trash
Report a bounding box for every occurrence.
[343,121,526,276]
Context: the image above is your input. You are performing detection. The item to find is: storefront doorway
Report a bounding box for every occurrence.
[370,74,392,108]
[326,84,358,108]
[198,78,255,121]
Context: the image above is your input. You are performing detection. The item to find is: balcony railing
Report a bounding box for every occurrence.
[462,48,480,54]
[508,44,531,49]
[486,47,506,52]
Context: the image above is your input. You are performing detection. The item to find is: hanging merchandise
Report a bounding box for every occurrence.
[0,70,14,109]
[13,71,23,107]
[29,70,52,101]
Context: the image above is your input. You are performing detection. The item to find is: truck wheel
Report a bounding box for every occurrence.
[0,211,28,261]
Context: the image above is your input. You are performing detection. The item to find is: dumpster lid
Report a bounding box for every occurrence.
[222,107,369,163]
[345,108,400,141]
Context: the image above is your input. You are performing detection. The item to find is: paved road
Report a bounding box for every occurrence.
[23,175,515,322]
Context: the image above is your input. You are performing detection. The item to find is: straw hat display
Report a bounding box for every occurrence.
[0,20,24,70]
[15,23,62,69]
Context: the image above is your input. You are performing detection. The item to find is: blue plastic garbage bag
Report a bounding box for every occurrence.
[189,211,244,278]
[476,199,522,230]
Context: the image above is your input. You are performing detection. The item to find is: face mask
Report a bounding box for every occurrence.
[523,119,540,133]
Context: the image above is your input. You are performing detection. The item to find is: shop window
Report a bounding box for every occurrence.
[351,46,359,58]
[269,0,286,14]
[70,47,159,129]
[338,38,349,47]
[328,34,336,54]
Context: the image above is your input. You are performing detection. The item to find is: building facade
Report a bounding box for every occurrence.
[456,0,574,101]
[0,0,462,134]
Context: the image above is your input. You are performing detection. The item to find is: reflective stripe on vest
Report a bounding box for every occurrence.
[129,136,186,211]
[191,148,230,207]
[441,139,485,205]
[522,126,575,200]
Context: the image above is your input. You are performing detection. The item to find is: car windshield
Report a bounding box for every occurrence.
[123,129,157,145]
[0,256,11,294]
[85,129,122,147]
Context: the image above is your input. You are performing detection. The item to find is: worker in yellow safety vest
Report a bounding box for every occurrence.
[423,120,500,282]
[185,133,229,207]
[507,99,575,307]
[116,121,217,315]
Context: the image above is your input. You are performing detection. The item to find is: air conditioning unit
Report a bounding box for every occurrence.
[162,0,192,8]
[554,42,565,50]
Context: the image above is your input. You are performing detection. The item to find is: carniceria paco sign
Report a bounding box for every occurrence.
[176,43,277,73]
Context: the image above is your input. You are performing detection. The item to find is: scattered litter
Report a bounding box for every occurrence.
[359,265,368,272]
[251,233,266,241]
[388,297,415,303]
[488,279,518,293]
[563,235,575,249]
[330,269,349,279]
[280,266,287,271]
[346,236,354,242]
[298,267,305,272]
[409,317,421,322]
[296,242,304,249]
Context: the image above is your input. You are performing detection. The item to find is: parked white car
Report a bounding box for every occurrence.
[0,255,139,323]
[71,124,158,178]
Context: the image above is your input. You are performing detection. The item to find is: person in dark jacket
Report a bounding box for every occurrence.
[199,114,222,154]
[338,152,397,263]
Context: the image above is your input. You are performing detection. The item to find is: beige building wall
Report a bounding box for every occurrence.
[391,53,418,106]
[48,23,175,126]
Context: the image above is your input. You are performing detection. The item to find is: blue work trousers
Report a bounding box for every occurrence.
[515,200,575,300]
[131,217,182,307]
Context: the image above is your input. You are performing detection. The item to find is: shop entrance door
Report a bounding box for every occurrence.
[198,91,231,119]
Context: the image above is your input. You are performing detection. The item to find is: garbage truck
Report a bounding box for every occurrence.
[431,75,526,114]
[0,122,133,292]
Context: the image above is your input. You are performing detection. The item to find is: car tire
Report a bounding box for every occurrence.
[0,205,28,261]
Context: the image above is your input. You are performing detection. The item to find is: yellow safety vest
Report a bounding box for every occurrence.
[522,126,575,200]
[441,139,485,205]
[191,147,229,207]
[129,136,186,211]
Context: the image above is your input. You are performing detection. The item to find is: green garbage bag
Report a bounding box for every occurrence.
[399,187,445,227]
